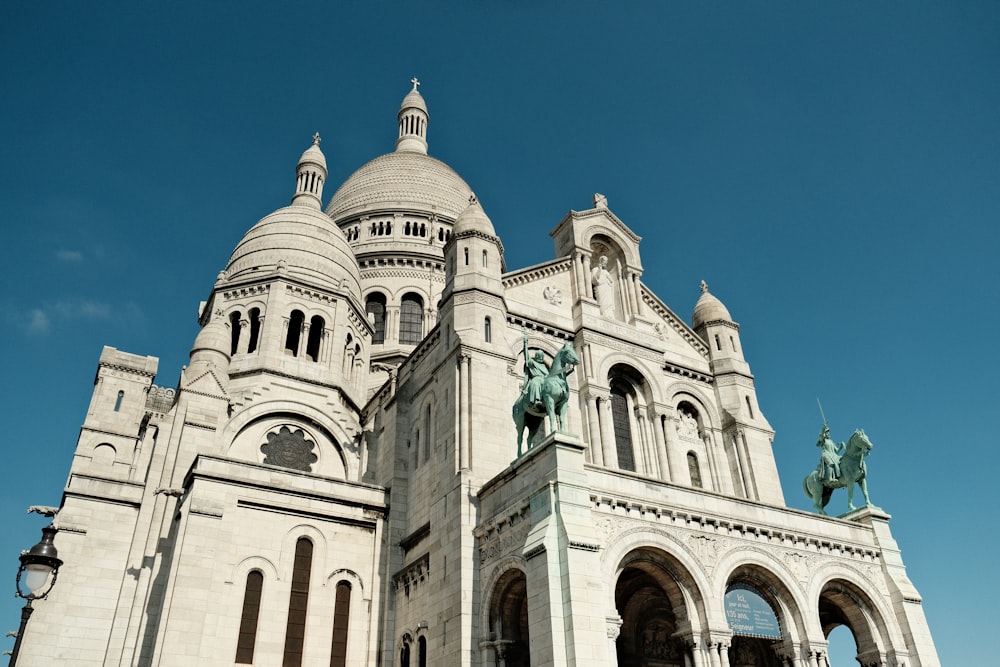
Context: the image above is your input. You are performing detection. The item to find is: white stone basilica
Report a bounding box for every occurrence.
[19,83,939,667]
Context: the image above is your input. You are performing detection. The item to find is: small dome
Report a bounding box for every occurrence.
[453,195,496,237]
[325,151,473,223]
[400,88,428,115]
[692,280,733,329]
[225,206,362,299]
[189,316,231,366]
[298,134,327,171]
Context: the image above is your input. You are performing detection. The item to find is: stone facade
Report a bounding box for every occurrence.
[17,84,939,667]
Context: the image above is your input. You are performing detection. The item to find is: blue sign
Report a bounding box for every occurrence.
[725,583,781,639]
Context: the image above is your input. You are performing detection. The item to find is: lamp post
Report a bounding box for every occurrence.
[9,525,62,667]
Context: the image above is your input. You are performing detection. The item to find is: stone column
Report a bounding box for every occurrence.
[632,273,645,317]
[582,253,593,301]
[236,318,250,355]
[718,640,732,667]
[625,270,639,319]
[458,354,470,470]
[586,393,604,466]
[387,306,400,343]
[598,395,618,469]
[663,413,686,484]
[573,250,587,301]
[606,615,622,667]
[298,322,309,358]
[651,409,671,481]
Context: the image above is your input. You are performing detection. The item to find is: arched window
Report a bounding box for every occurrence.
[114,390,124,412]
[285,310,305,356]
[366,293,387,345]
[687,452,703,488]
[235,570,263,663]
[306,315,324,362]
[329,581,351,667]
[464,247,469,265]
[610,380,636,472]
[400,642,411,667]
[482,249,488,268]
[484,317,492,343]
[247,308,261,353]
[418,636,427,667]
[283,538,313,667]
[399,293,424,345]
[230,311,242,355]
[745,395,755,419]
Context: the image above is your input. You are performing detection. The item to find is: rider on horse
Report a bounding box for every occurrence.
[520,336,549,412]
[816,424,845,486]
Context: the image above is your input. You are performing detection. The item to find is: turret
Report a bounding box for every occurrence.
[291,133,328,209]
[395,78,429,154]
[441,195,507,348]
[692,280,748,374]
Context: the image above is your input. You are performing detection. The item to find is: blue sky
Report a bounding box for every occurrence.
[2,2,996,663]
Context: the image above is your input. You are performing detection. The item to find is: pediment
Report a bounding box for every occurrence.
[181,368,229,399]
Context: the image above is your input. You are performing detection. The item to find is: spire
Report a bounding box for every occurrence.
[395,77,429,154]
[292,133,328,209]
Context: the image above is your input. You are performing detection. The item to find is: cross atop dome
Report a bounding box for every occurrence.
[411,77,420,92]
[312,132,321,146]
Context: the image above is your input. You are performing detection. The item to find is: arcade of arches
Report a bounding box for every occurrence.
[482,548,882,667]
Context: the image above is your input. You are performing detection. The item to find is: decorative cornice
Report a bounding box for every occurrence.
[590,493,881,563]
[502,257,572,288]
[222,284,270,300]
[285,283,336,305]
[392,552,430,596]
[663,361,714,384]
[506,315,574,341]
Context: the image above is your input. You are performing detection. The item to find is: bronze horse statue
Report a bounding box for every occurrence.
[512,343,579,456]
[803,429,874,515]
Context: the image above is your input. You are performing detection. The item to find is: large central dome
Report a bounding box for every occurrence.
[325,151,473,222]
[325,81,473,224]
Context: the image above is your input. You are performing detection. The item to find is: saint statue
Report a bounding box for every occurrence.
[520,335,549,411]
[591,255,615,316]
[816,424,844,486]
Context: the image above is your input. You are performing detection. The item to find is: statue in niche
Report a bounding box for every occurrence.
[591,255,615,316]
[677,408,700,439]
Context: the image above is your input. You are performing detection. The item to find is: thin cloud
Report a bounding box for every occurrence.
[26,309,51,334]
[15,299,119,336]
[55,249,84,262]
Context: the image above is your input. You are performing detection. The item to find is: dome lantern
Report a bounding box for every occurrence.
[395,77,429,154]
[291,133,328,209]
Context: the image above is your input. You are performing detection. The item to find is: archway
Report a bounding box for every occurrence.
[724,581,784,667]
[488,569,530,667]
[615,550,693,667]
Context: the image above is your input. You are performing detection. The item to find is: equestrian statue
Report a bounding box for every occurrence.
[512,335,579,457]
[803,424,875,515]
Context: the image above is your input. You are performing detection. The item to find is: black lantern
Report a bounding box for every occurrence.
[9,524,62,667]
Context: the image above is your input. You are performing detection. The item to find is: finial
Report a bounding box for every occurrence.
[411,77,420,92]
[594,193,608,209]
[700,280,708,294]
[312,132,321,146]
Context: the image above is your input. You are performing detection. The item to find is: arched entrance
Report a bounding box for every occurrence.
[615,551,693,667]
[488,569,530,667]
[818,580,890,666]
[725,581,784,667]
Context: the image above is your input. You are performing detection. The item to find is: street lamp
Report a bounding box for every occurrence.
[9,525,62,667]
